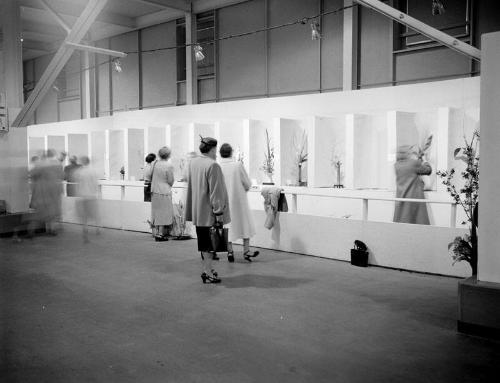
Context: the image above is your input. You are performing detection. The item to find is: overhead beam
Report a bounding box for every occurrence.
[19,0,135,29]
[354,0,481,61]
[65,42,127,58]
[38,0,71,33]
[13,0,109,127]
[129,0,190,11]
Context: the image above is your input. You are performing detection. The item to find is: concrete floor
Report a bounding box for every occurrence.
[1,224,499,383]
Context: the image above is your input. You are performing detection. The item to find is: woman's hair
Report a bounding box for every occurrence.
[145,153,156,163]
[158,146,171,160]
[219,143,233,158]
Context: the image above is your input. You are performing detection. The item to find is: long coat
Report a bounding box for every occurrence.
[220,158,255,241]
[393,159,432,225]
[184,154,230,227]
[150,160,174,226]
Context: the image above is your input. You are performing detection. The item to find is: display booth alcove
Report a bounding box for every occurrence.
[27,77,480,277]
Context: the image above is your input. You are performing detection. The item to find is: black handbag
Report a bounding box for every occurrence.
[210,222,228,252]
[350,240,368,267]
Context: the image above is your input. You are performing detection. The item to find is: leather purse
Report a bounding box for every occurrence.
[210,221,228,252]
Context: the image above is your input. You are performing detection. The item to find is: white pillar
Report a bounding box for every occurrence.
[478,31,500,284]
[342,0,358,91]
[1,0,23,122]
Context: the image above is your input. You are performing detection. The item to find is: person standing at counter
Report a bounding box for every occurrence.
[218,143,259,262]
[150,147,174,241]
[393,145,432,225]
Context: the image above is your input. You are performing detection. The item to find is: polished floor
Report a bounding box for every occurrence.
[1,224,499,383]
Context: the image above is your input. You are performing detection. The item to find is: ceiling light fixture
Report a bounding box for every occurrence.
[311,21,321,40]
[432,0,445,15]
[112,58,122,73]
[194,44,205,62]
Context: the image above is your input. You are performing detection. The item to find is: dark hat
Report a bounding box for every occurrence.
[200,136,217,147]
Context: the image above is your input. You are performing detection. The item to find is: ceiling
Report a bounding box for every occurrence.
[0,0,247,61]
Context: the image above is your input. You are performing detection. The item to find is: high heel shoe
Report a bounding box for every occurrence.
[212,252,220,261]
[155,235,168,242]
[201,272,221,284]
[227,251,235,263]
[243,250,259,262]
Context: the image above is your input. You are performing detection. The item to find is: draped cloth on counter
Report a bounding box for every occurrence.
[261,187,287,229]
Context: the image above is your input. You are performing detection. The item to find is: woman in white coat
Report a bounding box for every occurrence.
[219,143,259,262]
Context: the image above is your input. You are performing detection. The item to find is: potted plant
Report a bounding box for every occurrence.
[293,130,308,186]
[260,129,275,185]
[437,130,479,275]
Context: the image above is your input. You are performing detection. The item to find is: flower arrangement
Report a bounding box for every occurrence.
[413,134,433,160]
[436,130,479,275]
[120,166,125,180]
[235,146,245,165]
[293,130,308,186]
[260,129,275,183]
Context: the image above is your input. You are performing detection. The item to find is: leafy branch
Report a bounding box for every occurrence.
[260,129,274,175]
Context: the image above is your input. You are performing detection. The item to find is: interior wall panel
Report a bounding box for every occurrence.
[96,39,111,116]
[268,0,320,95]
[320,0,344,91]
[110,32,140,112]
[141,22,177,108]
[218,0,267,100]
[358,6,393,88]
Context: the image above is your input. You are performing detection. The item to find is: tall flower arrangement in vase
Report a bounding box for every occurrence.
[293,130,308,186]
[260,129,275,184]
[437,130,479,275]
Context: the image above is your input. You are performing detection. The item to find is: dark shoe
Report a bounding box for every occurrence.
[244,250,259,262]
[227,251,235,263]
[155,235,168,242]
[212,252,220,261]
[201,272,221,284]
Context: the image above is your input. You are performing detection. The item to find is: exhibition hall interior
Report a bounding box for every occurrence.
[1,0,500,381]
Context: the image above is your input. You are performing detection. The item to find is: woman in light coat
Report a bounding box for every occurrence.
[393,145,432,225]
[149,146,175,241]
[219,143,259,262]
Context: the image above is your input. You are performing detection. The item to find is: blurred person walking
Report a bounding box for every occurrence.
[393,145,432,225]
[64,155,81,197]
[185,137,230,284]
[150,147,175,241]
[219,143,258,262]
[28,149,63,236]
[75,156,100,242]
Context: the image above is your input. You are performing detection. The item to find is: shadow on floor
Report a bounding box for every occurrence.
[221,274,312,289]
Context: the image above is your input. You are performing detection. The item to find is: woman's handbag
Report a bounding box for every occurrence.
[210,222,228,252]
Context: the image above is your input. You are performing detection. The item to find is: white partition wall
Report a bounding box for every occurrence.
[91,131,106,179]
[308,116,346,187]
[47,135,65,157]
[247,119,272,184]
[192,123,216,149]
[350,114,388,190]
[68,134,89,160]
[127,128,144,182]
[108,130,125,180]
[217,120,245,163]
[147,126,167,155]
[170,124,190,180]
[28,136,45,160]
[276,118,308,186]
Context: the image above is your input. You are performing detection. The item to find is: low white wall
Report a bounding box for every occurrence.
[61,197,470,278]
